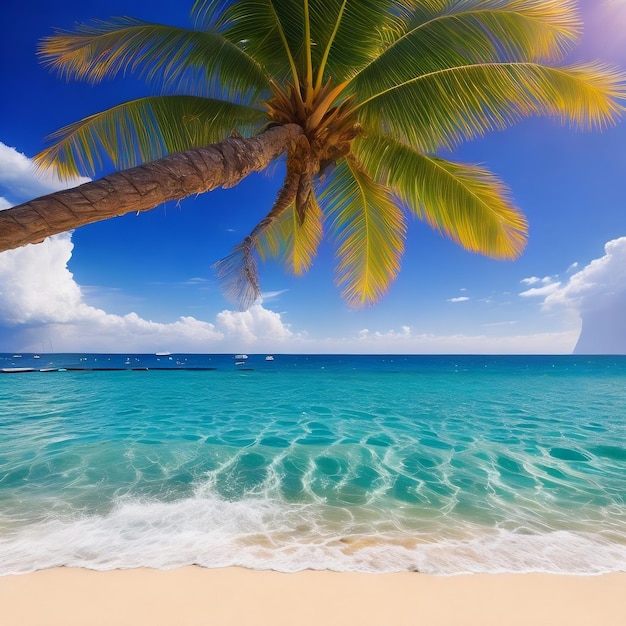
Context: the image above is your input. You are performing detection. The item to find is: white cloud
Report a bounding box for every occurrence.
[0,234,300,353]
[0,231,578,353]
[530,237,626,354]
[520,275,554,286]
[543,237,626,311]
[216,305,293,343]
[320,326,577,354]
[0,143,299,353]
[0,230,578,353]
[519,282,562,298]
[260,289,288,301]
[448,296,470,303]
[0,142,90,202]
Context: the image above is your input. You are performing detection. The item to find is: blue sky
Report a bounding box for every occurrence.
[1,0,625,354]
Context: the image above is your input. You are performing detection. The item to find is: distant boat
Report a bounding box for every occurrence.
[235,361,247,366]
[234,354,248,360]
[33,355,41,359]
[155,352,171,356]
[265,355,275,361]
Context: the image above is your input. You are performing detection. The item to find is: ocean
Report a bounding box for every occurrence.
[1,353,625,575]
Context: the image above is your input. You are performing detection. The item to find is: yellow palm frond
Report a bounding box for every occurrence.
[320,158,406,307]
[354,133,527,259]
[257,194,324,276]
[355,61,625,152]
[35,96,267,179]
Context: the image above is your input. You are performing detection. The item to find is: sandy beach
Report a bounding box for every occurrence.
[1,567,624,626]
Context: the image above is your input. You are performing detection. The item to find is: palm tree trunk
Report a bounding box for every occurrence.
[0,124,302,253]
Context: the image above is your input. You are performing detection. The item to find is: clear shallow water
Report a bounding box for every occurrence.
[1,354,625,575]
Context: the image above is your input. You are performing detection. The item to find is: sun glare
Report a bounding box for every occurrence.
[582,1,626,62]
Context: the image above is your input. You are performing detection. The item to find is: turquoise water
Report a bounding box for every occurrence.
[1,354,625,574]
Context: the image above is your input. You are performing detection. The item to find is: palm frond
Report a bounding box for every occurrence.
[352,0,582,97]
[193,0,404,89]
[213,237,262,309]
[257,193,323,275]
[38,18,270,101]
[320,158,406,307]
[35,96,268,178]
[213,156,301,308]
[196,0,305,86]
[355,61,626,152]
[354,133,527,258]
[307,0,405,85]
[191,0,231,30]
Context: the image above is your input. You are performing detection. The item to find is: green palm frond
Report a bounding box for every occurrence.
[257,194,324,275]
[355,61,626,152]
[353,0,582,96]
[194,0,305,85]
[307,0,404,86]
[38,18,270,101]
[354,133,527,259]
[192,0,403,89]
[36,96,268,178]
[321,158,406,307]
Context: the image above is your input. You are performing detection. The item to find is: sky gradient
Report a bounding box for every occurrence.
[1,0,625,354]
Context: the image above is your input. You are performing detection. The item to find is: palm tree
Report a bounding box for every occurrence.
[1,0,623,307]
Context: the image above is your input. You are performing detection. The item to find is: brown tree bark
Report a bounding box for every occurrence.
[0,124,303,253]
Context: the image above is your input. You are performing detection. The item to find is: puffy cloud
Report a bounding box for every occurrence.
[447,296,470,303]
[0,142,90,202]
[0,227,577,355]
[0,231,584,355]
[0,234,296,353]
[528,237,626,354]
[0,228,578,353]
[216,306,293,343]
[0,143,297,353]
[0,234,85,323]
[543,237,626,312]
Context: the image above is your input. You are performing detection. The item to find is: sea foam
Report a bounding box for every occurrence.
[2,494,625,575]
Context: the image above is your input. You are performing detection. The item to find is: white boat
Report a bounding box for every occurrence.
[155,352,171,356]
[265,355,275,361]
[33,355,41,359]
[235,354,248,360]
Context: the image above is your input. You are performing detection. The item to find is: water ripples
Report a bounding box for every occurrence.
[1,360,625,573]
